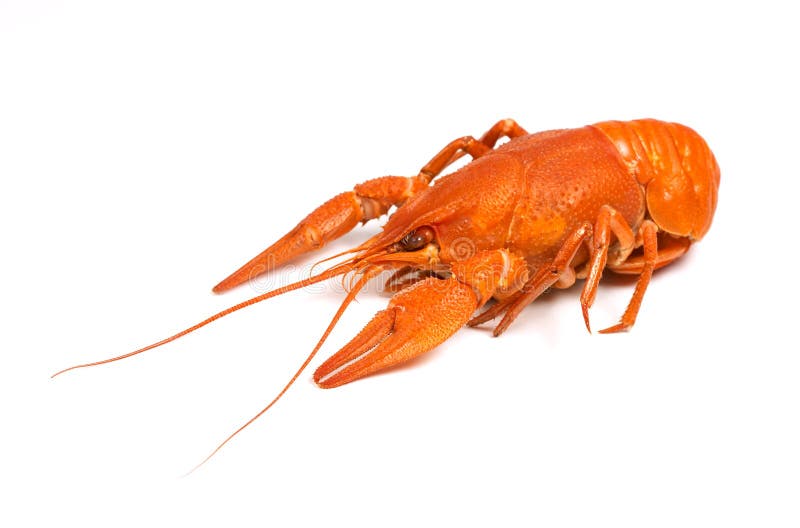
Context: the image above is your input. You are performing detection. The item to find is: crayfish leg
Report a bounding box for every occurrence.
[491,223,593,337]
[437,118,528,171]
[599,220,659,333]
[579,205,637,333]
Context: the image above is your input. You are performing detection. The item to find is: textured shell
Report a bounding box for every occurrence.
[592,119,720,240]
[375,126,645,270]
[366,119,718,275]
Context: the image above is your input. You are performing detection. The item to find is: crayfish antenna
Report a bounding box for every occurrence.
[185,266,382,475]
[51,262,355,378]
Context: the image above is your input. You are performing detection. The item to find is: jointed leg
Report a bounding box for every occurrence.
[442,118,529,169]
[492,223,593,337]
[473,219,683,335]
[439,118,529,172]
[579,205,636,332]
[478,118,529,148]
[599,220,658,333]
[418,136,492,182]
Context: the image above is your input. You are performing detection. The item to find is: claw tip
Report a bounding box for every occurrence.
[212,276,241,293]
[599,323,629,334]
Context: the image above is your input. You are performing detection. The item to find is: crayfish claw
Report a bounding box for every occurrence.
[313,277,477,388]
[213,192,364,293]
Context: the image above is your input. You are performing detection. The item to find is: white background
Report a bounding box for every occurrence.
[2,1,798,526]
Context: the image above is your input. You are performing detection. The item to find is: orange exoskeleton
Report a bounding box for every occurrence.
[54,118,720,468]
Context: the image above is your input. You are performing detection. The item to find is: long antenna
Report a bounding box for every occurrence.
[51,263,353,378]
[186,266,382,475]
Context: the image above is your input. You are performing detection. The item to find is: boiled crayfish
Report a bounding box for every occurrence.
[55,118,720,467]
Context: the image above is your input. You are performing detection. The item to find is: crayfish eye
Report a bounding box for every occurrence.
[400,226,435,251]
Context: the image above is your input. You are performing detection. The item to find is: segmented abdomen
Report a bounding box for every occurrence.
[592,119,720,240]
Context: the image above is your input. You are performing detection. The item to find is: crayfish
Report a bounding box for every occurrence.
[55,118,720,468]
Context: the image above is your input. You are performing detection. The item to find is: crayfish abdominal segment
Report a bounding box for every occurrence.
[54,118,719,469]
